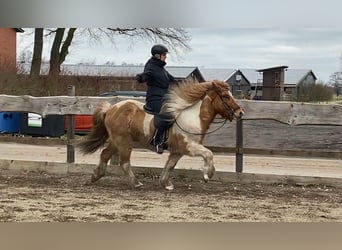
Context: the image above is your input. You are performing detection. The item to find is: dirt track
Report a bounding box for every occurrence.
[1,170,342,222]
[1,120,341,222]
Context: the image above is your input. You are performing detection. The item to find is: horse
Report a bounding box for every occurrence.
[78,80,244,190]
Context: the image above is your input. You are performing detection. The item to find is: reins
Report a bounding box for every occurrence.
[174,118,228,136]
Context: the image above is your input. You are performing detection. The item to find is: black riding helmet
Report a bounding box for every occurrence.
[151,44,169,56]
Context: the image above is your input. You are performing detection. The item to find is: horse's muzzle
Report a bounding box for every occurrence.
[234,108,244,119]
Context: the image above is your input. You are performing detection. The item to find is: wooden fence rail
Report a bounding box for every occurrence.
[1,94,342,125]
[1,93,341,172]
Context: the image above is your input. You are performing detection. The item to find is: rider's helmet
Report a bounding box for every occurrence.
[151,44,169,57]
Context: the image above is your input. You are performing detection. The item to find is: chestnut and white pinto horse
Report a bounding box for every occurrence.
[78,80,244,190]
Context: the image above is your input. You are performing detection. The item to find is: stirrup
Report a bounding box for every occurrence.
[149,139,164,154]
[155,144,164,154]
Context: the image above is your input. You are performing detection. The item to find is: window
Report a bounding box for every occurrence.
[274,72,280,83]
[235,73,242,82]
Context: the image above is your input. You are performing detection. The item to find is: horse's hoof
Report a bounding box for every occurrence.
[91,175,99,183]
[203,174,209,183]
[135,182,143,189]
[208,169,215,179]
[165,184,174,191]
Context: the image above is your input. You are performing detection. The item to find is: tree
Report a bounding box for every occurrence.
[30,28,43,78]
[29,28,190,78]
[48,28,76,77]
[328,71,342,99]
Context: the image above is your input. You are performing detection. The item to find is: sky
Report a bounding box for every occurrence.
[17,28,342,82]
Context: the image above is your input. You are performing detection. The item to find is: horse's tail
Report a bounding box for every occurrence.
[78,101,111,154]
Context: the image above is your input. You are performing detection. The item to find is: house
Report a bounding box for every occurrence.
[0,28,24,72]
[18,63,205,92]
[201,66,317,101]
[239,68,263,99]
[284,69,317,101]
[200,68,251,97]
[256,66,317,101]
[19,63,205,82]
[256,66,288,101]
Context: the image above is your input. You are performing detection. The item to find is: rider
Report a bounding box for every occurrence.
[136,44,177,154]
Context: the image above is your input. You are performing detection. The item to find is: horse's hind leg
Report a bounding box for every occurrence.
[91,145,116,183]
[119,147,143,189]
[160,153,182,191]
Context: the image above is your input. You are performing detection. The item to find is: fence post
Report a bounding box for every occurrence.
[235,118,243,173]
[67,85,75,163]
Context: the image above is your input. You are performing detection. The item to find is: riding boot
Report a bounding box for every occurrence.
[161,130,169,150]
[149,128,164,154]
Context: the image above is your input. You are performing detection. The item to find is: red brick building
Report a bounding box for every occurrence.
[0,28,24,72]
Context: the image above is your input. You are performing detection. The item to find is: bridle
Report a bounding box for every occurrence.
[174,90,240,136]
[218,93,242,120]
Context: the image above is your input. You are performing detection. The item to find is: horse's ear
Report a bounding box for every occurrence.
[211,80,222,92]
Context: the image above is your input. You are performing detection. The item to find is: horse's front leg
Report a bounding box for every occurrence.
[187,143,215,183]
[160,153,182,191]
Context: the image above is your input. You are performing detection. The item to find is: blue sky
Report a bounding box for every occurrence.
[17,28,342,82]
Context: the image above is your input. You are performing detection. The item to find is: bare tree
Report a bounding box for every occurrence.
[48,28,76,77]
[328,71,342,99]
[29,28,190,78]
[30,28,43,78]
[88,28,190,51]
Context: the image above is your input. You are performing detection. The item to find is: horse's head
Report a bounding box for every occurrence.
[210,80,244,121]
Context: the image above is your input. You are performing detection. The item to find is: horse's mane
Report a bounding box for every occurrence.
[161,79,214,118]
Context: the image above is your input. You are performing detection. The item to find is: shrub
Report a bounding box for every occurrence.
[297,81,334,102]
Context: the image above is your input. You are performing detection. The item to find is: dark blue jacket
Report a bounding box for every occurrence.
[138,57,176,113]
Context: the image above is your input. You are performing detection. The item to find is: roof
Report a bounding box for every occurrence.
[240,68,263,86]
[238,68,317,86]
[62,64,142,76]
[284,69,317,86]
[167,66,204,80]
[17,63,316,86]
[200,68,236,81]
[18,63,203,79]
[256,65,289,72]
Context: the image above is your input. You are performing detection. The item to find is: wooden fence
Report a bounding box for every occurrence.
[1,89,341,173]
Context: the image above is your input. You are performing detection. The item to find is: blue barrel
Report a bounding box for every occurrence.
[0,112,20,133]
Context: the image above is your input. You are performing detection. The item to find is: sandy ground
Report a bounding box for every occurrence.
[0,118,341,222]
[1,170,342,222]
